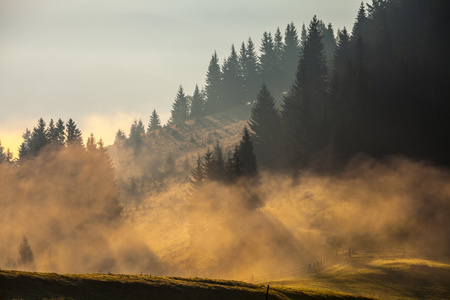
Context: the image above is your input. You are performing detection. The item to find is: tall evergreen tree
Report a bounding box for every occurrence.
[18,128,31,160]
[351,2,368,41]
[281,22,301,92]
[66,118,83,147]
[86,133,97,152]
[190,85,205,119]
[240,37,260,102]
[222,44,245,108]
[18,236,34,267]
[128,119,145,153]
[114,129,126,145]
[28,118,49,155]
[259,31,277,89]
[190,155,204,189]
[148,109,162,131]
[248,84,282,169]
[238,126,258,179]
[170,85,189,124]
[204,51,222,113]
[282,15,328,170]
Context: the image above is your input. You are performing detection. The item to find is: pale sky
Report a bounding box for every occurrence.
[0,0,362,156]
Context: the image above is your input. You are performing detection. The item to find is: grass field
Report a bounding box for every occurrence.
[0,269,369,300]
[2,255,449,299]
[269,254,450,300]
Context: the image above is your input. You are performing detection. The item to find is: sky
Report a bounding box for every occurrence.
[0,0,362,156]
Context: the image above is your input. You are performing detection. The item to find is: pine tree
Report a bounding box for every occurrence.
[148,109,162,131]
[221,44,245,108]
[128,119,145,153]
[240,38,260,102]
[114,129,126,145]
[190,155,204,188]
[259,31,277,89]
[18,236,34,268]
[202,147,214,179]
[300,23,307,51]
[238,126,258,179]
[248,83,282,169]
[351,2,367,41]
[204,51,222,113]
[86,133,97,152]
[190,85,205,119]
[209,141,226,181]
[320,22,337,70]
[170,85,189,124]
[282,16,328,170]
[281,22,301,92]
[0,140,5,164]
[66,118,83,147]
[225,145,242,183]
[18,128,31,160]
[28,118,49,154]
[55,118,66,145]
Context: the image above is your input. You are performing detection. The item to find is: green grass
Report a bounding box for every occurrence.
[0,269,369,300]
[269,255,450,300]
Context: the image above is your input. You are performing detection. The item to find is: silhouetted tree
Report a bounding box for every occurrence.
[86,133,97,152]
[18,236,34,268]
[248,84,282,169]
[170,85,189,124]
[190,155,204,188]
[66,118,83,147]
[28,118,49,155]
[259,32,277,91]
[190,85,205,118]
[128,119,145,153]
[114,129,126,145]
[148,109,162,131]
[238,126,258,179]
[240,38,260,102]
[222,44,245,108]
[281,22,301,92]
[205,51,222,113]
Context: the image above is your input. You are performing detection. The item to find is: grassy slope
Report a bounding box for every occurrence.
[270,255,450,300]
[0,270,369,300]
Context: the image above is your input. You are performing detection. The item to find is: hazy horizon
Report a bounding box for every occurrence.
[0,0,362,156]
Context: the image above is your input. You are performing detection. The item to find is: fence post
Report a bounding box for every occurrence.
[266,285,270,300]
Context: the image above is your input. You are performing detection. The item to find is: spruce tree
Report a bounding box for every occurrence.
[281,22,301,92]
[18,236,34,267]
[238,126,258,179]
[259,32,277,90]
[240,37,260,102]
[86,133,97,152]
[221,44,244,108]
[202,147,214,179]
[248,83,282,169]
[351,2,367,41]
[55,119,66,145]
[204,51,222,113]
[148,109,162,131]
[190,155,204,188]
[190,85,205,119]
[114,129,126,145]
[66,118,83,147]
[128,119,145,153]
[170,85,189,124]
[282,15,328,169]
[18,129,31,160]
[28,118,49,155]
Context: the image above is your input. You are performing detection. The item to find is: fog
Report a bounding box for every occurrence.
[1,146,449,279]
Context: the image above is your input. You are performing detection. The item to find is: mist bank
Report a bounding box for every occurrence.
[1,146,449,278]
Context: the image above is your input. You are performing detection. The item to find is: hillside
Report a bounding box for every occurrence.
[0,270,369,300]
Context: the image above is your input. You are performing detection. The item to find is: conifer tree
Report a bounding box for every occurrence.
[18,129,31,160]
[148,109,162,131]
[28,118,49,154]
[222,44,245,107]
[0,140,5,164]
[240,38,260,102]
[248,84,282,169]
[351,2,367,41]
[282,15,328,169]
[55,119,66,145]
[300,23,307,51]
[205,51,222,113]
[66,118,83,147]
[209,141,226,181]
[238,126,258,179]
[190,155,204,188]
[281,22,301,91]
[128,119,145,153]
[86,133,97,152]
[114,129,126,145]
[18,236,34,268]
[190,85,205,119]
[259,32,277,89]
[202,147,214,179]
[170,85,189,124]
[225,145,242,183]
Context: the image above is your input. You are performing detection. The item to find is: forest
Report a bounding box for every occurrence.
[1,0,450,280]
